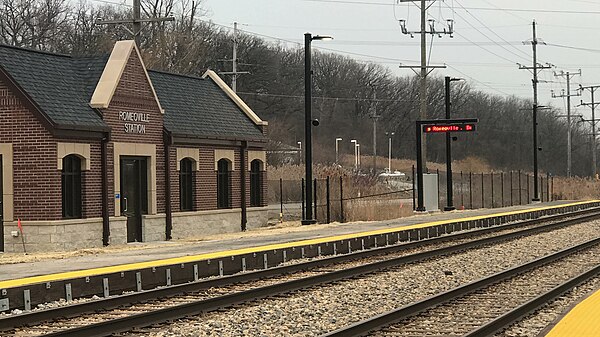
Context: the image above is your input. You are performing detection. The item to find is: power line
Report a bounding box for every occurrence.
[207,19,524,98]
[450,0,531,61]
[546,43,600,53]
[445,64,512,96]
[297,0,600,14]
[481,0,529,23]
[89,0,131,7]
[237,91,418,103]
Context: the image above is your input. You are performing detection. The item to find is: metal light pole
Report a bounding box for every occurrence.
[335,137,342,165]
[351,139,358,170]
[444,76,463,211]
[297,141,302,164]
[386,132,395,173]
[303,33,332,225]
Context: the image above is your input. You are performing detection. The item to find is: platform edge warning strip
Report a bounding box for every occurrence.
[544,287,600,337]
[0,200,597,290]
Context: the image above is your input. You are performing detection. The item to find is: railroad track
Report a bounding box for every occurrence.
[2,208,600,337]
[324,237,600,337]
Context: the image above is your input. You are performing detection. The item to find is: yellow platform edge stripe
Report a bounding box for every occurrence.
[0,200,597,290]
[545,287,600,336]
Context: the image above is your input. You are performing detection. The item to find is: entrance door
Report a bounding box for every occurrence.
[0,155,3,252]
[120,157,148,243]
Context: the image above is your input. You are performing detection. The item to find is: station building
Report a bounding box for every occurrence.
[0,40,269,252]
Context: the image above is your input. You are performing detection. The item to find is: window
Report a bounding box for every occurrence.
[62,155,82,219]
[217,159,231,208]
[250,160,262,207]
[179,158,194,211]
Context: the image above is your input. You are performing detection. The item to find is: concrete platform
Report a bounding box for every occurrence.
[0,200,589,285]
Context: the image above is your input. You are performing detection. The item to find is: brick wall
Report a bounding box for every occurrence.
[171,145,268,213]
[198,146,217,210]
[101,52,165,216]
[78,142,103,218]
[0,79,105,221]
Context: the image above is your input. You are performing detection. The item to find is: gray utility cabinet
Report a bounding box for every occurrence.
[422,173,439,211]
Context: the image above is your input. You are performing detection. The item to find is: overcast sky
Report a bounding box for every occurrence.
[201,0,600,119]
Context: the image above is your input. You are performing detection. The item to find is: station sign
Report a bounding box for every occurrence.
[422,123,476,133]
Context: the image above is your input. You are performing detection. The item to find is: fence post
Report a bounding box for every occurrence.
[340,176,344,223]
[546,173,550,202]
[551,175,554,201]
[501,172,504,207]
[279,178,283,221]
[412,165,416,211]
[491,172,494,208]
[301,178,305,220]
[518,170,522,205]
[510,171,514,206]
[313,178,318,222]
[540,176,544,202]
[481,172,485,208]
[525,174,535,203]
[326,176,331,224]
[461,171,464,208]
[436,168,440,209]
[469,172,473,209]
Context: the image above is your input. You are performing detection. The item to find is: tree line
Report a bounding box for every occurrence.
[0,0,593,177]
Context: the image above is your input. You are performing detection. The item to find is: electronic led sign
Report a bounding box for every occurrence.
[422,123,476,133]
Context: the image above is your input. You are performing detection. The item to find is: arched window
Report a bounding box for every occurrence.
[62,155,82,219]
[250,159,262,207]
[179,158,194,211]
[217,158,231,209]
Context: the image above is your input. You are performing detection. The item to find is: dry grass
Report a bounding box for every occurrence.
[345,199,414,221]
[552,176,600,200]
[337,154,492,174]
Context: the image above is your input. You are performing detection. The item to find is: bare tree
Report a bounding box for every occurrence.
[0,0,69,50]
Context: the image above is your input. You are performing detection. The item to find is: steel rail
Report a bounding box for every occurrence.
[463,263,600,337]
[321,237,600,337]
[29,211,600,337]
[5,207,595,331]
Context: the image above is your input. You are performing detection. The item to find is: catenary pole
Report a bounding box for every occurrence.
[579,85,600,177]
[519,20,550,201]
[553,69,582,177]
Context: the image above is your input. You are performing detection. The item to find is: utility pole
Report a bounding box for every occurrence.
[370,90,380,172]
[398,0,451,168]
[444,76,462,211]
[233,22,238,92]
[579,85,600,177]
[552,69,581,177]
[219,22,250,93]
[518,20,551,201]
[95,0,174,47]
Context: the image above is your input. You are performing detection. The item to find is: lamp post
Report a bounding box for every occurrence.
[357,144,361,169]
[335,137,343,165]
[297,141,302,164]
[303,32,332,225]
[351,139,358,170]
[385,132,395,173]
[444,76,463,211]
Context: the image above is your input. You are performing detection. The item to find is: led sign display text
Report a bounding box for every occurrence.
[422,123,476,133]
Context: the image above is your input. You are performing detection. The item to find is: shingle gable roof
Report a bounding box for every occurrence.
[0,44,266,141]
[149,70,266,141]
[0,45,108,131]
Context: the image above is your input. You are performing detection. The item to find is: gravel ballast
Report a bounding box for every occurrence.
[124,220,600,337]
